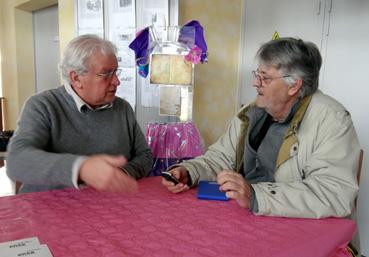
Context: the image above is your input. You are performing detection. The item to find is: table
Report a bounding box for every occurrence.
[0,177,355,257]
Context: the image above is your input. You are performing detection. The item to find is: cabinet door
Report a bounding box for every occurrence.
[321,0,369,142]
[239,0,325,106]
[320,0,369,108]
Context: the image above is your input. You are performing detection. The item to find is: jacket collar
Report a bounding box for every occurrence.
[275,95,313,168]
[235,95,313,171]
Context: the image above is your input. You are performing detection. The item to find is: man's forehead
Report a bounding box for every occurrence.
[257,65,279,74]
[86,52,117,70]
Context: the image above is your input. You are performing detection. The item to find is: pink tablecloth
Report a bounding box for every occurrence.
[0,177,355,257]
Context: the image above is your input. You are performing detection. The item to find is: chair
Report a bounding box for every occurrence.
[355,149,364,208]
[357,149,364,184]
[15,181,22,194]
[347,149,364,257]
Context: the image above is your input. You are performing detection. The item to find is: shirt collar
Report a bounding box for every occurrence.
[64,82,113,112]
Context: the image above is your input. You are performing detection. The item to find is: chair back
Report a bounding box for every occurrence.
[355,149,364,209]
[357,149,364,184]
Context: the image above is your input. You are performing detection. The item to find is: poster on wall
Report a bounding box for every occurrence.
[111,28,136,68]
[136,0,169,34]
[106,0,136,68]
[116,67,136,110]
[76,0,104,36]
[140,78,159,108]
[107,0,135,28]
[159,86,181,116]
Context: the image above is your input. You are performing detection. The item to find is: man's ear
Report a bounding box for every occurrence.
[69,71,82,89]
[288,78,302,96]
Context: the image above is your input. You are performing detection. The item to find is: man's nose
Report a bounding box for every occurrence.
[252,81,261,88]
[111,73,120,86]
[251,76,261,88]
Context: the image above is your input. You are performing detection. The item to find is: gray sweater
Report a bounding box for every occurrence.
[7,86,153,192]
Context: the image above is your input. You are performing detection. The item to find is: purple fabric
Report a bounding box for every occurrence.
[145,121,204,176]
[145,121,204,158]
[129,27,150,66]
[181,20,208,63]
[129,20,208,78]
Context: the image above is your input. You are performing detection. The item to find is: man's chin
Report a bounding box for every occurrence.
[255,98,264,108]
[106,95,116,101]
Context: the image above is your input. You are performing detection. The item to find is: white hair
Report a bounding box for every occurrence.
[59,34,117,84]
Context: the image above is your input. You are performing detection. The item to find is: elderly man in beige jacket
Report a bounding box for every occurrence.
[162,37,360,220]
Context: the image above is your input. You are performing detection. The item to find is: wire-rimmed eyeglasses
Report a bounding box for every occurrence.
[252,70,291,85]
[95,68,122,79]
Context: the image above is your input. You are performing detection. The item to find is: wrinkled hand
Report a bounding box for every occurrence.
[79,154,138,193]
[217,170,252,209]
[161,166,190,193]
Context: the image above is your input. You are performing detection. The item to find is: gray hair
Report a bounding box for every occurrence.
[256,37,322,98]
[59,34,118,83]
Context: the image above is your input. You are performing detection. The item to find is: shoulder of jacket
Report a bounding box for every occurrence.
[303,90,353,127]
[310,90,347,113]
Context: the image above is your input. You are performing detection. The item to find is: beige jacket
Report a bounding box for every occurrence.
[181,90,360,218]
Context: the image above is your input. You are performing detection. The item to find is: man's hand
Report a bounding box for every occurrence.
[217,170,252,209]
[79,155,138,193]
[161,166,190,193]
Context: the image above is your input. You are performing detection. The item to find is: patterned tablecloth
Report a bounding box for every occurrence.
[0,177,355,257]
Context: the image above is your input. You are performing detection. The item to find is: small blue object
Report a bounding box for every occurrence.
[197,181,228,201]
[138,64,149,78]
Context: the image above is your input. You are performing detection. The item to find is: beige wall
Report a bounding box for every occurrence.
[179,0,243,147]
[1,0,22,130]
[58,0,75,59]
[0,0,70,130]
[0,6,3,97]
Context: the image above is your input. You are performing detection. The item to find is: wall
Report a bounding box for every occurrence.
[179,0,242,147]
[0,7,3,97]
[0,0,23,130]
[58,0,75,60]
[0,0,57,130]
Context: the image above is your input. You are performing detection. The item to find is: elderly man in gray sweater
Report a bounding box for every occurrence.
[7,34,153,193]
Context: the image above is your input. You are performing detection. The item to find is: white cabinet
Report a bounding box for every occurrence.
[239,0,325,105]
[238,0,369,254]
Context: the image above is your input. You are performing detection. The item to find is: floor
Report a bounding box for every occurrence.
[0,165,15,196]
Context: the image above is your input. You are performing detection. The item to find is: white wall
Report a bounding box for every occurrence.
[319,2,369,254]
[238,0,369,254]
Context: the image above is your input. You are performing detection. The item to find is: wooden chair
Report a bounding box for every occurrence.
[15,181,22,194]
[357,149,364,184]
[348,150,364,257]
[355,149,364,208]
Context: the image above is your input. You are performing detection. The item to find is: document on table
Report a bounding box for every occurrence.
[0,237,53,257]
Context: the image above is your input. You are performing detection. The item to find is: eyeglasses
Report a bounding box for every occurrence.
[95,68,122,79]
[252,70,291,86]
